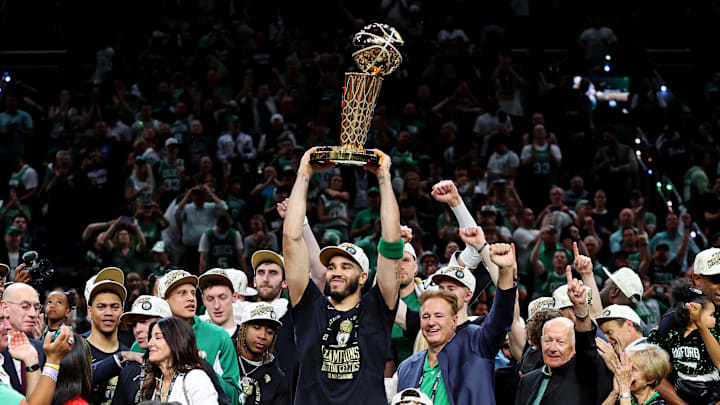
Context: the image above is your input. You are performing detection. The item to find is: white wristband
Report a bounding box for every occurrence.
[459,245,482,269]
[450,202,477,228]
[303,216,309,227]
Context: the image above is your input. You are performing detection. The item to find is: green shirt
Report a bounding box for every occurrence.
[392,290,420,364]
[421,353,450,405]
[0,381,24,405]
[351,208,379,239]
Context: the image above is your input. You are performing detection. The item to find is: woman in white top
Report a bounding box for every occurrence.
[142,317,219,405]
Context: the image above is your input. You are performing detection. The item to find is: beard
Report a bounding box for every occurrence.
[257,283,283,302]
[328,274,360,302]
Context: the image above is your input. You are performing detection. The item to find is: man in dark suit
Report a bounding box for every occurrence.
[0,283,45,395]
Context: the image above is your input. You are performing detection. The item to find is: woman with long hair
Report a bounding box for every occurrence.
[52,334,92,405]
[141,317,218,405]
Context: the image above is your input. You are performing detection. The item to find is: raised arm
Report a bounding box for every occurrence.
[472,243,517,356]
[567,265,592,332]
[573,242,602,320]
[283,148,331,307]
[277,197,326,291]
[432,180,499,283]
[688,302,720,371]
[368,150,401,309]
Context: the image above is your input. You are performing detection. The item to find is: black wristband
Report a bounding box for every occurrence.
[25,363,41,372]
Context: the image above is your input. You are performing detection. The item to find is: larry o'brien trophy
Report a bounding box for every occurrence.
[310,23,404,166]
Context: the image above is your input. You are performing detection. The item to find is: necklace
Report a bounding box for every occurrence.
[157,371,178,402]
[239,356,262,377]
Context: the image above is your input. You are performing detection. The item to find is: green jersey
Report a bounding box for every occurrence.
[204,229,239,270]
[158,158,184,193]
[535,270,568,297]
[226,194,246,228]
[392,289,420,364]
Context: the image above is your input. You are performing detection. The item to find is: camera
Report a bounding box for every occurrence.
[21,251,54,280]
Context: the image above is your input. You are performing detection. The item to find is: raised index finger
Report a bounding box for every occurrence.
[573,241,579,258]
[566,265,573,285]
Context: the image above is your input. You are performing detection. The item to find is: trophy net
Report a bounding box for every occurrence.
[340,72,383,150]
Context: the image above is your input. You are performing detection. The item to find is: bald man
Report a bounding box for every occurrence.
[0,283,45,395]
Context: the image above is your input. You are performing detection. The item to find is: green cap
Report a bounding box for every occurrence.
[5,226,21,235]
[227,115,239,123]
[575,199,591,211]
[367,187,380,195]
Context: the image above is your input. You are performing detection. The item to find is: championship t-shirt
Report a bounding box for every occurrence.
[89,342,128,405]
[291,280,396,404]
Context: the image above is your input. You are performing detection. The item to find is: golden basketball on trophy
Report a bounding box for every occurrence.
[310,23,404,166]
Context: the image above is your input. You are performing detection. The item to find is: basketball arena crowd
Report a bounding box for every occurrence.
[1,1,720,405]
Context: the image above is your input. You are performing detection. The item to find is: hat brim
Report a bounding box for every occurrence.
[97,267,125,284]
[251,250,285,272]
[90,280,127,302]
[430,273,468,289]
[240,287,258,296]
[120,311,163,323]
[198,273,234,292]
[163,275,199,298]
[241,317,282,328]
[319,246,361,269]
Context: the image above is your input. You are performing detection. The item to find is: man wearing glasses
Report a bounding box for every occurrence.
[0,283,45,395]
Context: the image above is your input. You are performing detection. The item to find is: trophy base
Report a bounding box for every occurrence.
[310,146,379,167]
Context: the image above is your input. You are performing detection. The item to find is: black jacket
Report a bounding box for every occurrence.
[238,356,289,405]
[515,329,611,405]
[2,338,46,395]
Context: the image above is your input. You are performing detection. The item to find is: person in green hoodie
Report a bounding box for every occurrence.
[129,269,241,405]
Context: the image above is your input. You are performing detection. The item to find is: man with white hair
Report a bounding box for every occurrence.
[0,284,45,395]
[516,266,610,404]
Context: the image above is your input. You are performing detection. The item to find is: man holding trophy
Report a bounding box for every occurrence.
[283,23,405,404]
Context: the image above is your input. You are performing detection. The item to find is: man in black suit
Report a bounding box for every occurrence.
[0,283,45,395]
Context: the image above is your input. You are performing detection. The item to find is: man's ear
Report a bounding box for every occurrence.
[359,271,369,286]
[281,280,288,289]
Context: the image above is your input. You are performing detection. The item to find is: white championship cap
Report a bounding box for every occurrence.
[694,248,720,276]
[596,304,642,326]
[319,243,370,273]
[120,295,172,322]
[157,270,198,299]
[603,267,643,304]
[430,265,476,292]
